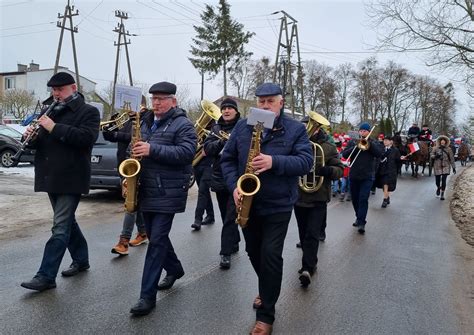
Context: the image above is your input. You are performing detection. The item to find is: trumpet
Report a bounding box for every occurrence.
[100,112,130,131]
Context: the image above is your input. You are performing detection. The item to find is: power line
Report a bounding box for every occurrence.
[0,29,56,38]
[151,0,201,24]
[0,22,55,31]
[0,1,29,7]
[76,0,104,26]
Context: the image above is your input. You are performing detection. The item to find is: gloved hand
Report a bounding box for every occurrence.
[435,153,442,159]
[315,166,332,177]
[453,168,456,174]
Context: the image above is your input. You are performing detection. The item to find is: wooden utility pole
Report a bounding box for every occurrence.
[54,0,81,91]
[111,10,135,112]
[272,10,305,118]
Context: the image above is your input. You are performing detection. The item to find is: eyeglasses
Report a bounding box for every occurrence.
[151,95,174,102]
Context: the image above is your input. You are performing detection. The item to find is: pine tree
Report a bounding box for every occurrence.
[189,0,254,96]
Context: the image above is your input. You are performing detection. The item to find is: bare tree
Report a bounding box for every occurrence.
[0,89,35,121]
[352,58,382,123]
[334,63,353,123]
[368,0,474,87]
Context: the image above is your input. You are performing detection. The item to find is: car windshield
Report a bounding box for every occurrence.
[0,125,22,139]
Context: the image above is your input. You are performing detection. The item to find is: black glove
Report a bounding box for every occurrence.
[434,153,442,159]
[453,168,456,174]
[315,165,332,177]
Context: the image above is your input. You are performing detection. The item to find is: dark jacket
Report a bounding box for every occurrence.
[375,146,401,191]
[407,126,420,137]
[341,138,383,180]
[295,129,344,207]
[203,115,240,193]
[138,107,197,213]
[220,113,313,215]
[32,93,100,194]
[103,118,132,166]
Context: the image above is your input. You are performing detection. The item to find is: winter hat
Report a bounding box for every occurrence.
[359,122,371,131]
[220,98,238,112]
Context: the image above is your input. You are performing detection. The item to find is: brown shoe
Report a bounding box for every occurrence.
[111,237,129,255]
[250,321,272,335]
[129,233,148,247]
[252,295,262,309]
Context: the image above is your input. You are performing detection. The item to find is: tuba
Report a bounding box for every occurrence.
[299,111,329,193]
[118,102,142,213]
[235,121,263,228]
[192,99,222,166]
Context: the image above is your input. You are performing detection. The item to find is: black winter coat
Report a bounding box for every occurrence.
[31,93,100,194]
[203,115,240,193]
[375,146,401,191]
[137,108,197,213]
[295,129,344,207]
[341,138,383,181]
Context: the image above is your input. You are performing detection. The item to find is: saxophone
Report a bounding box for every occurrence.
[235,121,263,228]
[118,105,141,213]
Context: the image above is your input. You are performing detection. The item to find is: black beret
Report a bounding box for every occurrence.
[220,97,238,112]
[149,81,177,95]
[255,83,282,97]
[47,72,75,87]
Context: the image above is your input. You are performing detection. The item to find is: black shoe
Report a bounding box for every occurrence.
[201,216,215,225]
[436,188,441,196]
[352,222,358,227]
[296,242,302,248]
[61,263,90,277]
[191,221,201,231]
[358,225,366,234]
[231,244,239,254]
[130,298,156,316]
[381,199,388,208]
[21,276,56,292]
[219,255,231,269]
[387,196,390,204]
[371,190,376,195]
[157,271,185,290]
[319,232,326,242]
[440,192,445,200]
[299,271,311,287]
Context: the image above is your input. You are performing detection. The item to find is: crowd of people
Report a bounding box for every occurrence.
[17,72,463,335]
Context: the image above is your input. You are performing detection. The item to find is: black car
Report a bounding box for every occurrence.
[90,132,121,190]
[0,125,35,167]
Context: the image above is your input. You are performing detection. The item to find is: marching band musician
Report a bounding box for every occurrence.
[203,98,241,269]
[341,122,383,234]
[294,113,344,287]
[20,72,100,291]
[103,106,148,256]
[220,83,313,335]
[129,82,197,316]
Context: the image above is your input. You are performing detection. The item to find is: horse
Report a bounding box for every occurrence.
[406,137,432,178]
[457,142,469,166]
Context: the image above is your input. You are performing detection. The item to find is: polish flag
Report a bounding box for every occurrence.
[408,142,420,153]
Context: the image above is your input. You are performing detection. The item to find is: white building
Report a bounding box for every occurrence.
[0,62,97,121]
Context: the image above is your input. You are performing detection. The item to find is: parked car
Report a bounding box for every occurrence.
[90,132,121,190]
[0,125,35,167]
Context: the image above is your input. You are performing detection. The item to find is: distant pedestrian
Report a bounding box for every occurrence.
[375,136,401,208]
[431,135,456,201]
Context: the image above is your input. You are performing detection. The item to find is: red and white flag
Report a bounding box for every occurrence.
[408,142,420,154]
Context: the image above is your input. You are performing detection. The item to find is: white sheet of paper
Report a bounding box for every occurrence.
[247,107,275,129]
[114,84,142,112]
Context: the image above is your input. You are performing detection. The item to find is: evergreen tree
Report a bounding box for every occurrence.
[189,0,254,96]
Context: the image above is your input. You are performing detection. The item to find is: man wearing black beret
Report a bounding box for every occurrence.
[20,72,100,291]
[129,81,197,316]
[221,83,313,334]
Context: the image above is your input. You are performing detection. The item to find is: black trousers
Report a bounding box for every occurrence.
[140,212,183,301]
[435,174,448,191]
[294,203,327,274]
[215,191,240,255]
[194,164,214,221]
[243,211,292,325]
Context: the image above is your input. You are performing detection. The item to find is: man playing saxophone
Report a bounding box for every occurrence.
[220,83,313,335]
[294,113,344,288]
[128,82,197,316]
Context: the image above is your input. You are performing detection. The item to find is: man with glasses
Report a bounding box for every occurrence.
[128,81,197,316]
[221,83,313,334]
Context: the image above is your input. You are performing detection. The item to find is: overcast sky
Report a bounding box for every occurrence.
[0,0,470,122]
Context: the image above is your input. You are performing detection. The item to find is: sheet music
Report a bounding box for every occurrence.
[247,107,276,129]
[115,84,142,112]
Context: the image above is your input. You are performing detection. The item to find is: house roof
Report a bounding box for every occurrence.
[0,71,27,76]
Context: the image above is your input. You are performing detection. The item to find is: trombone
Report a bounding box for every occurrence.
[348,124,377,168]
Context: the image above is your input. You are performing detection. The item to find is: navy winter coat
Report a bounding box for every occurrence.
[137,108,197,213]
[31,93,100,194]
[220,113,313,215]
[342,138,383,181]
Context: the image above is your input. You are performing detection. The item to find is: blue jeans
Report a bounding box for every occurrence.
[120,211,146,239]
[331,179,340,194]
[341,177,350,194]
[140,212,183,300]
[349,178,373,226]
[37,193,88,281]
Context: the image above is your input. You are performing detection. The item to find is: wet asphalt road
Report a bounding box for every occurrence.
[0,170,469,334]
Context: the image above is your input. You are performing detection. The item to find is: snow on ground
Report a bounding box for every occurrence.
[0,164,35,178]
